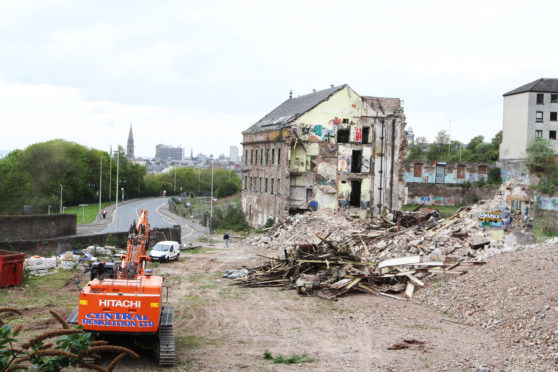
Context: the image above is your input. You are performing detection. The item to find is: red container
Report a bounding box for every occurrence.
[0,250,25,288]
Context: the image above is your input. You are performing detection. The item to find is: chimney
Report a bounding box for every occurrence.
[330,84,334,88]
[312,89,316,93]
[289,90,292,100]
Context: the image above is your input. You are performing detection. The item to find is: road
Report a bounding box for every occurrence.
[100,198,173,234]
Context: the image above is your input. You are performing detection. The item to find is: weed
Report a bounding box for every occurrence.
[263,350,316,364]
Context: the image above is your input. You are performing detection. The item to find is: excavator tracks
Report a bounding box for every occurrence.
[154,325,175,366]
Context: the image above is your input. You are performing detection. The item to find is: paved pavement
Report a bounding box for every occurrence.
[75,197,207,243]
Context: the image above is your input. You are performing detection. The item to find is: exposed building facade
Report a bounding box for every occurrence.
[241,85,407,228]
[126,124,135,160]
[155,144,184,162]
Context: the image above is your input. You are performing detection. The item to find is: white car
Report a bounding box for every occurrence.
[148,241,180,262]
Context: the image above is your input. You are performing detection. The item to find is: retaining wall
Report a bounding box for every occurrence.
[0,225,181,256]
[0,214,76,241]
[405,183,497,206]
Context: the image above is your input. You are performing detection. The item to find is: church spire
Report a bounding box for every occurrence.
[126,123,135,160]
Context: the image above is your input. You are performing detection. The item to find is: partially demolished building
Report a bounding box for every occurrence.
[241,85,407,227]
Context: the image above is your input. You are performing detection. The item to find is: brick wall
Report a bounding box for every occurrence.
[406,183,497,206]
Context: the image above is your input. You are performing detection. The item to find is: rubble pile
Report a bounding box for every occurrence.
[234,180,534,299]
[24,245,121,276]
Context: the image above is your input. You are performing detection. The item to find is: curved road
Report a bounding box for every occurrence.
[101,198,173,233]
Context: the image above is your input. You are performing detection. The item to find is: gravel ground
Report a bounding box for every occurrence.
[418,239,558,370]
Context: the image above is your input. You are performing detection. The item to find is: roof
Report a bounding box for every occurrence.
[244,85,347,133]
[503,78,558,96]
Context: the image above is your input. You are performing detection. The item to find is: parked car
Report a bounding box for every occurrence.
[148,241,180,262]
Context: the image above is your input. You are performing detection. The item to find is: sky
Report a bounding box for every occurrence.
[0,0,557,158]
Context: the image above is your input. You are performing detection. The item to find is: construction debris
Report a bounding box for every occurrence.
[234,180,532,299]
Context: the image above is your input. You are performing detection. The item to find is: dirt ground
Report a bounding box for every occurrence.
[3,238,556,371]
[118,241,518,371]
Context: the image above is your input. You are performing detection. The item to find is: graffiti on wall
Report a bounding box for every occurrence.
[338,147,352,174]
[409,196,455,206]
[538,197,558,211]
[294,124,338,143]
[355,127,362,142]
[478,211,502,227]
[500,169,530,184]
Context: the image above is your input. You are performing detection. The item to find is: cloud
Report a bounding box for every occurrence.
[0,75,262,157]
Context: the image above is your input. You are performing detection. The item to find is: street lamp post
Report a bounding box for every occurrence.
[79,204,88,223]
[98,156,103,216]
[115,150,120,233]
[109,146,112,201]
[59,185,63,213]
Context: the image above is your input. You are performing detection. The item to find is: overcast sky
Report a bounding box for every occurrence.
[0,0,556,158]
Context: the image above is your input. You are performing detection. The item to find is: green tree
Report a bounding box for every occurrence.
[526,138,556,172]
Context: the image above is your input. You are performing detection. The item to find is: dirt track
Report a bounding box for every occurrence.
[117,241,519,371]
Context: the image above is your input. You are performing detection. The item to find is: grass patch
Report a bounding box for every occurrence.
[176,335,219,349]
[186,272,220,289]
[184,247,216,254]
[263,350,316,364]
[403,204,460,219]
[64,201,114,224]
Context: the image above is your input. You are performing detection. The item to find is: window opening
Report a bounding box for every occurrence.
[362,127,370,144]
[350,180,361,207]
[536,130,543,138]
[478,165,488,175]
[551,112,557,121]
[271,179,274,194]
[265,178,268,193]
[337,128,350,143]
[537,94,544,104]
[351,150,362,173]
[536,111,543,122]
[550,130,557,140]
[552,94,558,103]
[271,149,275,164]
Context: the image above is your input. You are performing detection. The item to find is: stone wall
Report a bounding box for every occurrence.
[0,225,181,257]
[405,182,497,206]
[0,214,76,241]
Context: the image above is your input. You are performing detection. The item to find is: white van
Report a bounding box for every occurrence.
[148,241,180,262]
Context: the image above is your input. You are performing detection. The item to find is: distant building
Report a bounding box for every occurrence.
[500,78,558,159]
[155,144,184,162]
[405,127,414,144]
[230,146,239,163]
[127,124,135,160]
[499,78,558,183]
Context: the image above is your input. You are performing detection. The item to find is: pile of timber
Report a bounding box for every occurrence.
[232,233,485,300]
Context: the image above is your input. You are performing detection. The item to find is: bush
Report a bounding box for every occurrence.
[264,218,275,228]
[487,167,502,185]
[203,205,250,232]
[461,193,479,206]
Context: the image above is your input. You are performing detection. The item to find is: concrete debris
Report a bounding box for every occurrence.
[235,180,533,299]
[223,269,250,279]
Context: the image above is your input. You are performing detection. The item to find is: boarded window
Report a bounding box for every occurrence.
[457,165,465,179]
[413,163,423,177]
[337,128,350,143]
[478,165,488,175]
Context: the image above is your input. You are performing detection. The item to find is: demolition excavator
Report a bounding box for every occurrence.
[67,210,175,366]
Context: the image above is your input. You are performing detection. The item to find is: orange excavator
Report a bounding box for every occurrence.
[67,210,175,366]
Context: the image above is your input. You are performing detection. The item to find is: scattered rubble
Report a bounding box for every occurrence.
[235,180,535,299]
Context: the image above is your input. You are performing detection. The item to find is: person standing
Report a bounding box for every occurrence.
[223,233,230,248]
[102,209,107,219]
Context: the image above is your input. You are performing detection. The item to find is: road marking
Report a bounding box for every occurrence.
[155,201,174,223]
[183,223,194,238]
